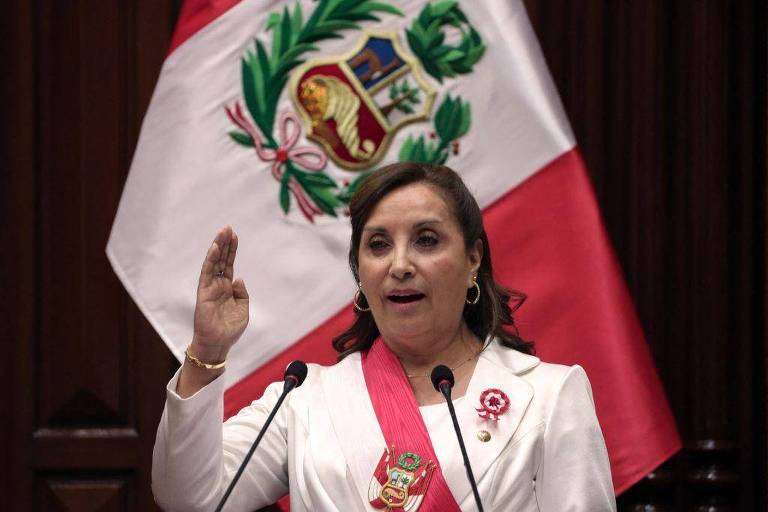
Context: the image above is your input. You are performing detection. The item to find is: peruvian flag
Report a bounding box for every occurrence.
[107,0,680,500]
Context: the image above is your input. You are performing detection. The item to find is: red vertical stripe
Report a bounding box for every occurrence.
[484,149,681,493]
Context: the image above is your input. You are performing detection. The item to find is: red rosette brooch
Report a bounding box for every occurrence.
[476,388,510,421]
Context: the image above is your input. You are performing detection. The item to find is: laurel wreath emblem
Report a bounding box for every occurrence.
[398,452,422,471]
[405,0,486,83]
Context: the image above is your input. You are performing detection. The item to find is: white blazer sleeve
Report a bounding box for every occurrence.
[151,369,289,512]
[535,365,617,511]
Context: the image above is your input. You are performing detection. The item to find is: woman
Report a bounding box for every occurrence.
[152,162,616,511]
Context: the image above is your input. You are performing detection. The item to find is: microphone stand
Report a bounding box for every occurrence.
[432,365,484,512]
[214,364,305,512]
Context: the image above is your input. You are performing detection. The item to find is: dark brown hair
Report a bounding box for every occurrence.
[331,161,534,358]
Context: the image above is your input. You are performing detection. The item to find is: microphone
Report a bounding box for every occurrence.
[431,365,484,512]
[215,361,308,512]
[282,360,308,392]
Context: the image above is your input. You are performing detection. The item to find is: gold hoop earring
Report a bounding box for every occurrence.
[466,277,480,305]
[354,282,371,312]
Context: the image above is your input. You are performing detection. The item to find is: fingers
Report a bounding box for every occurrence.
[219,226,232,276]
[212,226,233,278]
[232,277,249,302]
[224,233,238,279]
[199,239,220,289]
[199,226,232,288]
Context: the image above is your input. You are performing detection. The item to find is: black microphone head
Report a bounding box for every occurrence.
[430,364,454,392]
[284,360,308,388]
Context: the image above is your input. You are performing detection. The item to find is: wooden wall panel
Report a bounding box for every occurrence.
[2,1,765,510]
[38,477,133,512]
[525,1,766,510]
[37,0,131,430]
[2,0,37,508]
[2,1,180,510]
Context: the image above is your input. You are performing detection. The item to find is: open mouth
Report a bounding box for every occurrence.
[387,293,425,304]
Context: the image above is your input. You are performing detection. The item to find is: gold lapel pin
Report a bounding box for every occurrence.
[477,430,491,442]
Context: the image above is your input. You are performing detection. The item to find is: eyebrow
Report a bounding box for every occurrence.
[362,219,444,233]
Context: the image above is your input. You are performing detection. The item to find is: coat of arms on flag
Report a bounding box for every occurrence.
[290,31,436,170]
[224,0,483,222]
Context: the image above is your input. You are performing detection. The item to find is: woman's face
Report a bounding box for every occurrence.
[357,182,481,346]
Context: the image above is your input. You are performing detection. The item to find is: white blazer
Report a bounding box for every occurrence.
[152,340,616,511]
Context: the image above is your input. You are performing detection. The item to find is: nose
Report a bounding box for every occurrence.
[389,243,414,280]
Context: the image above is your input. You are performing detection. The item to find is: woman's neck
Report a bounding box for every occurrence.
[382,323,484,405]
[384,324,477,373]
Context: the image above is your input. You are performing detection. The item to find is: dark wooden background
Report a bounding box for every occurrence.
[2,1,765,510]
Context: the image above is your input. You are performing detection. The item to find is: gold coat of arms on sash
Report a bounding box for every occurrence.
[368,446,436,512]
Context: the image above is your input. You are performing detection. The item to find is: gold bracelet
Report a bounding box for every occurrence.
[185,348,226,370]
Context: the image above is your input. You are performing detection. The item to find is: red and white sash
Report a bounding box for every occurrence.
[362,338,462,512]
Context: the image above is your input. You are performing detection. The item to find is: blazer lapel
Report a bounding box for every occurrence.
[442,342,539,505]
[319,353,386,508]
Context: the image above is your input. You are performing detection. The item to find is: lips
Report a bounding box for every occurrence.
[386,290,426,304]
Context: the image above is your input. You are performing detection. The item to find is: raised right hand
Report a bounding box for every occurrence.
[189,225,249,363]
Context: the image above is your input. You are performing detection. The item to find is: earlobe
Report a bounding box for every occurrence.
[469,239,483,274]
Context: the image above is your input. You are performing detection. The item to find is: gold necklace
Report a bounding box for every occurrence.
[405,353,477,379]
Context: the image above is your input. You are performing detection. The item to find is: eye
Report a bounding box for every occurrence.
[367,236,389,251]
[416,232,438,247]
